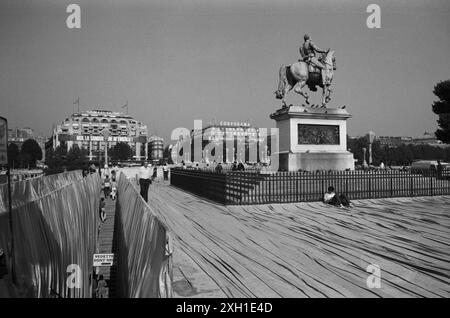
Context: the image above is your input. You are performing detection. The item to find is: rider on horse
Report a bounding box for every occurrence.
[299,34,329,87]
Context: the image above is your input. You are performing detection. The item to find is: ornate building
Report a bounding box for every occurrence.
[50,110,148,161]
[173,121,270,164]
[148,135,164,163]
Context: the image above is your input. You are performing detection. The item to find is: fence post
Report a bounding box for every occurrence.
[321,174,324,201]
[345,175,348,197]
[410,172,413,197]
[239,172,243,205]
[390,173,393,197]
[430,171,433,197]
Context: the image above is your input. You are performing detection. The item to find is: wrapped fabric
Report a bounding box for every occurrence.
[0,171,100,298]
[115,173,172,298]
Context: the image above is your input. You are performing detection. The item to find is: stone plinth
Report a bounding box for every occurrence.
[270,105,355,171]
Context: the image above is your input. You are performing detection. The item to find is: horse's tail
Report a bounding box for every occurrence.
[275,65,288,99]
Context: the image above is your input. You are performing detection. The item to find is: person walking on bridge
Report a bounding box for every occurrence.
[137,161,152,202]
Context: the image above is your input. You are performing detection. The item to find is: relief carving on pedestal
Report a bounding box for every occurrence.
[298,124,340,145]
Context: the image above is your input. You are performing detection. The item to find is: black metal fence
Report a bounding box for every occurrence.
[170,168,450,205]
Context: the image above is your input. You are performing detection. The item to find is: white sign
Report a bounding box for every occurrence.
[0,118,7,165]
[76,135,132,142]
[93,253,115,267]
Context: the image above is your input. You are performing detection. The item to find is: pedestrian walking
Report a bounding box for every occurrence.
[99,198,106,223]
[163,164,169,181]
[137,161,152,202]
[152,166,158,181]
[95,275,108,298]
[103,175,111,197]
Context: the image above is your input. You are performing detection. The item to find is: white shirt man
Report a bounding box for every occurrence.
[323,191,336,203]
[137,162,152,202]
[138,164,152,180]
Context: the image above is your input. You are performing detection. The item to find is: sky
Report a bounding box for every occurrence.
[1,0,449,143]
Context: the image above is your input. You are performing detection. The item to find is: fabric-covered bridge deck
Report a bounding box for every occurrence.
[148,183,450,298]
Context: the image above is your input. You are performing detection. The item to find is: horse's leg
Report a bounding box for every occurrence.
[326,86,332,103]
[321,85,332,107]
[321,86,327,107]
[282,84,293,108]
[294,80,309,105]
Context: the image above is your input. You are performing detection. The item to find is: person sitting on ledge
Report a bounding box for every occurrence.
[323,186,350,207]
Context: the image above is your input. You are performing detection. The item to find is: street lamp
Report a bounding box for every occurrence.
[101,127,110,167]
[362,147,368,169]
[367,131,376,166]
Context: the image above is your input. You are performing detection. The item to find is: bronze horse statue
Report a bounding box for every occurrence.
[275,50,336,108]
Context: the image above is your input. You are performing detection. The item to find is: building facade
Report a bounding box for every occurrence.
[377,132,447,148]
[51,110,148,161]
[8,127,47,162]
[173,121,270,164]
[148,136,164,163]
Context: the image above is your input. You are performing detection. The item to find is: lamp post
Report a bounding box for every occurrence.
[362,147,368,169]
[368,131,376,166]
[101,128,110,167]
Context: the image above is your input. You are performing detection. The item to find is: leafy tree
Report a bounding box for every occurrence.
[110,142,132,161]
[44,145,67,175]
[7,143,20,168]
[348,135,450,166]
[53,145,67,168]
[432,80,450,144]
[20,139,42,168]
[163,144,174,164]
[45,147,54,167]
[66,145,87,171]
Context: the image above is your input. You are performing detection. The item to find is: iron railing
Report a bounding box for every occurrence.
[170,168,450,205]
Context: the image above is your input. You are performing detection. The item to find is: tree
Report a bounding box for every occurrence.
[54,145,67,168]
[432,80,450,144]
[66,145,87,171]
[163,144,174,164]
[110,142,132,161]
[7,143,20,168]
[20,139,42,168]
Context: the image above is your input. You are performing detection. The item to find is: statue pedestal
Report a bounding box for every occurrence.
[270,105,355,171]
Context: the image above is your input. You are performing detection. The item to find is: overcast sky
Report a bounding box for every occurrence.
[1,0,449,143]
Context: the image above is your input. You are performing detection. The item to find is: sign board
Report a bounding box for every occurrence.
[101,128,110,141]
[0,117,7,165]
[93,253,115,267]
[75,135,132,142]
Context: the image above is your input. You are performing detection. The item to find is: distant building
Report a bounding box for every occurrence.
[8,127,47,161]
[377,132,447,148]
[377,136,413,148]
[411,132,443,146]
[50,110,148,162]
[148,136,164,163]
[173,121,270,164]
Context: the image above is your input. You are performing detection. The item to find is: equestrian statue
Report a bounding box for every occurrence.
[275,33,336,108]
